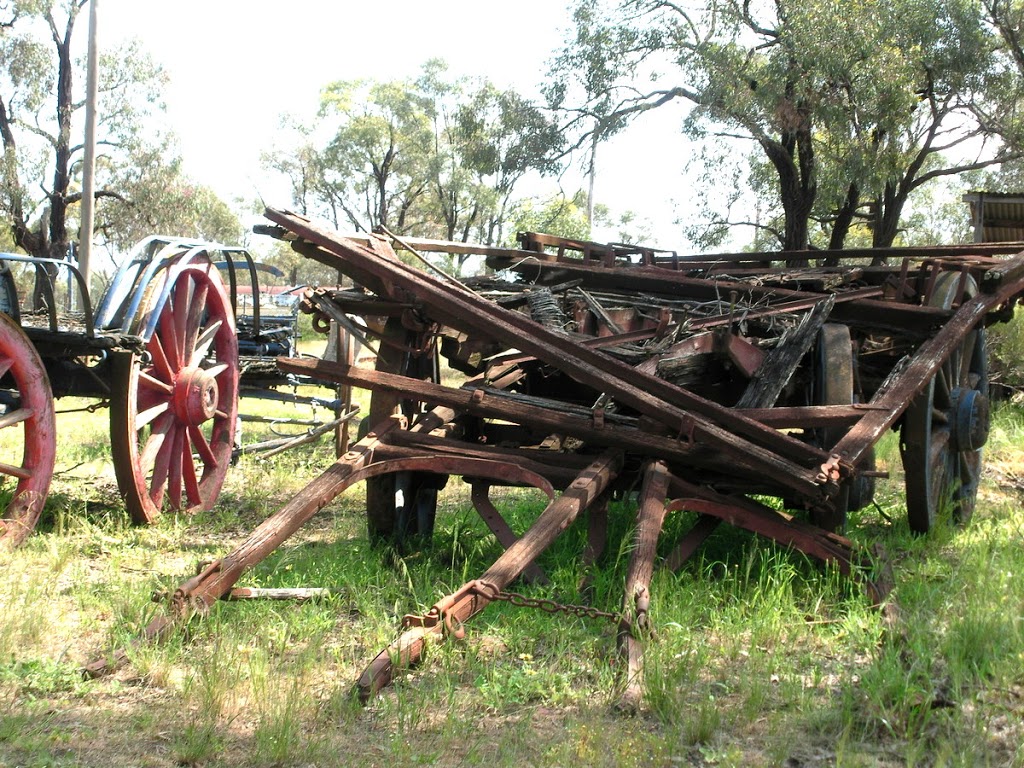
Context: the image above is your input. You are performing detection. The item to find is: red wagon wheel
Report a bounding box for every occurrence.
[900,273,989,533]
[0,312,56,547]
[110,263,239,525]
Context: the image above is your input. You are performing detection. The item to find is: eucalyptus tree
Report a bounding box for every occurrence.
[549,0,1015,252]
[265,62,564,271]
[97,141,243,250]
[0,1,175,299]
[314,77,435,235]
[419,62,564,249]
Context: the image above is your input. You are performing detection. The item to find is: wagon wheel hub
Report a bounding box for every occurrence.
[174,366,220,425]
[950,387,990,453]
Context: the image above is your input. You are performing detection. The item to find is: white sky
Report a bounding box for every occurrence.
[98,0,697,251]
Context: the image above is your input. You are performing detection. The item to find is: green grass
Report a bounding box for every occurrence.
[1,401,1023,766]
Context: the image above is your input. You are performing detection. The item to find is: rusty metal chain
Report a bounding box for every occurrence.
[474,582,622,626]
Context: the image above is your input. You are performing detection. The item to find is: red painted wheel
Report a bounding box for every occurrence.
[110,263,238,524]
[0,312,56,547]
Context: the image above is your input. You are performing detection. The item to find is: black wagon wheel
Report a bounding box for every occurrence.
[812,323,875,531]
[900,272,989,533]
[110,261,239,525]
[364,316,443,547]
[0,312,56,547]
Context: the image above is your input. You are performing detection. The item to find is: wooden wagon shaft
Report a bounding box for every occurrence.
[266,209,836,490]
[143,444,562,635]
[81,416,406,677]
[159,419,405,616]
[617,460,672,711]
[356,450,624,701]
[833,268,1024,466]
[470,483,550,585]
[278,356,831,499]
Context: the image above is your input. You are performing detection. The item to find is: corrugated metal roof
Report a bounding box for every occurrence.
[963,191,1024,243]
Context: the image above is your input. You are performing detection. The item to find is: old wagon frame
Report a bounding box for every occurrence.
[91,208,1024,708]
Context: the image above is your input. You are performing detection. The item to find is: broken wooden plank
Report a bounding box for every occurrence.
[736,296,835,408]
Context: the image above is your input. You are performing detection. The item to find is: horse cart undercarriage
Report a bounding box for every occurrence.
[92,208,1024,708]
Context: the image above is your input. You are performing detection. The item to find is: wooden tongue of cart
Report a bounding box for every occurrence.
[89,208,1024,709]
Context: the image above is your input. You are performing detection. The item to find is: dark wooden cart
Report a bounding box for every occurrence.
[90,209,1024,707]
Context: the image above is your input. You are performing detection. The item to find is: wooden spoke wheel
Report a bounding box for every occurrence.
[364,316,442,547]
[812,324,875,531]
[0,313,56,547]
[900,273,989,533]
[110,263,239,524]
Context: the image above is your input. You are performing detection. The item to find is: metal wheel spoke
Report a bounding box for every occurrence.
[934,366,952,408]
[139,369,173,396]
[138,372,172,419]
[150,416,181,491]
[159,299,181,371]
[206,362,230,380]
[139,412,174,474]
[182,447,202,506]
[929,427,951,462]
[960,332,977,385]
[148,333,175,383]
[136,399,171,431]
[0,407,33,430]
[173,275,192,362]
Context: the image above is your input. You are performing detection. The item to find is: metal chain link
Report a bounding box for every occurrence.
[55,399,109,415]
[479,585,622,626]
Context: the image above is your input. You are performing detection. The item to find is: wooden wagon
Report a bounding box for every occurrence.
[89,209,1024,707]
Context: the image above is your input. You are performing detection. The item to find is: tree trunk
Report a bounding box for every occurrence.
[762,124,816,258]
[825,182,860,261]
[31,10,78,309]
